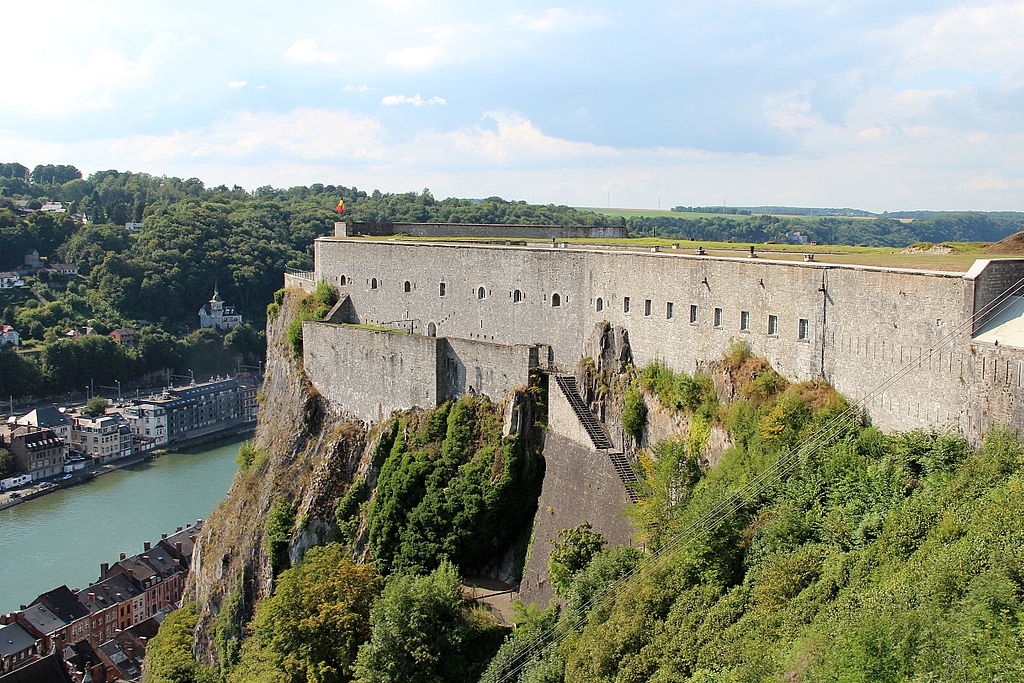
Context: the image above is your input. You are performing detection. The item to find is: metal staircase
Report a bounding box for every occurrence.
[554,375,640,503]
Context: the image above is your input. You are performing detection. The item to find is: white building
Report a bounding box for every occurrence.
[198,288,243,330]
[0,325,19,346]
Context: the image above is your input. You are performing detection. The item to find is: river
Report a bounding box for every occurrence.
[0,437,242,614]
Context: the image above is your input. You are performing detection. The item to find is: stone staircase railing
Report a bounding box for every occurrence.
[554,375,640,503]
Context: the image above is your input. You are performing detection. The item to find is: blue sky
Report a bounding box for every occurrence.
[3,1,1023,211]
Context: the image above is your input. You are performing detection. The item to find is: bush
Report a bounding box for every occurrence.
[622,388,647,440]
[315,280,339,307]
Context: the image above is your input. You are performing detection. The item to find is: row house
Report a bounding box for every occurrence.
[122,377,253,446]
[4,426,65,481]
[0,622,39,674]
[70,414,133,463]
[16,407,71,453]
[4,522,202,673]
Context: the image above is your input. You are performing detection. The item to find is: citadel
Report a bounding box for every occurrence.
[290,221,1024,446]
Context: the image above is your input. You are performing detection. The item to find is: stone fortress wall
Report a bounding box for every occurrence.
[301,224,1024,442]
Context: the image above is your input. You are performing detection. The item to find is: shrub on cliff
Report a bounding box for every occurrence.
[367,395,543,575]
[228,544,381,683]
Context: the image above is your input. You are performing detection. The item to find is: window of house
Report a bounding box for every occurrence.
[740,310,750,331]
[768,314,779,336]
[714,307,723,328]
[513,289,523,303]
[439,282,446,297]
[403,281,412,293]
[798,318,810,340]
[339,275,347,286]
[689,304,698,323]
[666,302,674,319]
[596,297,604,312]
[644,299,652,316]
[623,296,631,313]
[552,292,561,307]
[477,286,486,300]
[370,278,378,290]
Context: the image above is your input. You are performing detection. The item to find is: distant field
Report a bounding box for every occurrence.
[576,207,729,220]
[579,207,824,222]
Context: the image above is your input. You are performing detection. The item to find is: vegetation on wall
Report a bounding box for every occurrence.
[367,395,544,575]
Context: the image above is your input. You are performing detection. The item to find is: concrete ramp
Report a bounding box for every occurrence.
[973,295,1024,348]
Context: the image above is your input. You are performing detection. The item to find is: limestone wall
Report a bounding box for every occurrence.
[301,322,538,422]
[311,238,1024,441]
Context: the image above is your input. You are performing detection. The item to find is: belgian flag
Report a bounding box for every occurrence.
[334,198,346,213]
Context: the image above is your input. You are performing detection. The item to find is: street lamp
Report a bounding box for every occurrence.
[114,379,121,402]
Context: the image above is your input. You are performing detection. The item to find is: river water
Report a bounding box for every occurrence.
[0,437,242,614]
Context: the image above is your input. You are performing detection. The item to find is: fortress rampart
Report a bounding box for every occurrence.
[301,234,1024,441]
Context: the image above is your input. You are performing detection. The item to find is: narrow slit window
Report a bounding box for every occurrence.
[439,282,446,297]
[689,305,698,323]
[666,302,673,319]
[623,296,631,313]
[596,297,604,312]
[551,292,561,307]
[714,307,723,328]
[644,299,652,316]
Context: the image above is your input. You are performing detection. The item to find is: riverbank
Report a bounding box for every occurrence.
[0,425,254,512]
[0,437,244,614]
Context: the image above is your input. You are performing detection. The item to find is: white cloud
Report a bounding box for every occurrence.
[343,84,373,93]
[444,111,619,165]
[285,38,344,65]
[381,93,446,106]
[228,80,247,89]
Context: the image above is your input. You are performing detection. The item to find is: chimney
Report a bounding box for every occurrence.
[0,613,12,625]
[175,542,182,554]
[176,526,182,532]
[143,541,151,551]
[103,585,110,595]
[88,593,95,601]
[161,533,167,539]
[100,562,109,578]
[119,553,126,560]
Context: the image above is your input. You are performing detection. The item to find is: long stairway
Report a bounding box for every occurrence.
[554,375,640,503]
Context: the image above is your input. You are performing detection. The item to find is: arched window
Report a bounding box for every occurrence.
[477,286,486,300]
[551,292,561,307]
[427,322,437,337]
[404,281,412,293]
[339,275,347,286]
[596,297,604,312]
[370,278,378,290]
[513,289,523,303]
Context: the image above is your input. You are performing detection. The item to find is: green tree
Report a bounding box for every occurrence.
[547,522,606,599]
[82,396,108,417]
[353,561,503,683]
[228,545,381,683]
[142,603,219,683]
[0,447,15,477]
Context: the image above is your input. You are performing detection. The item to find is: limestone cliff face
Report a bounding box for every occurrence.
[186,292,372,665]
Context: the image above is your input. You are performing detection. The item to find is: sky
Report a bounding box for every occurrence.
[2,1,1023,212]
